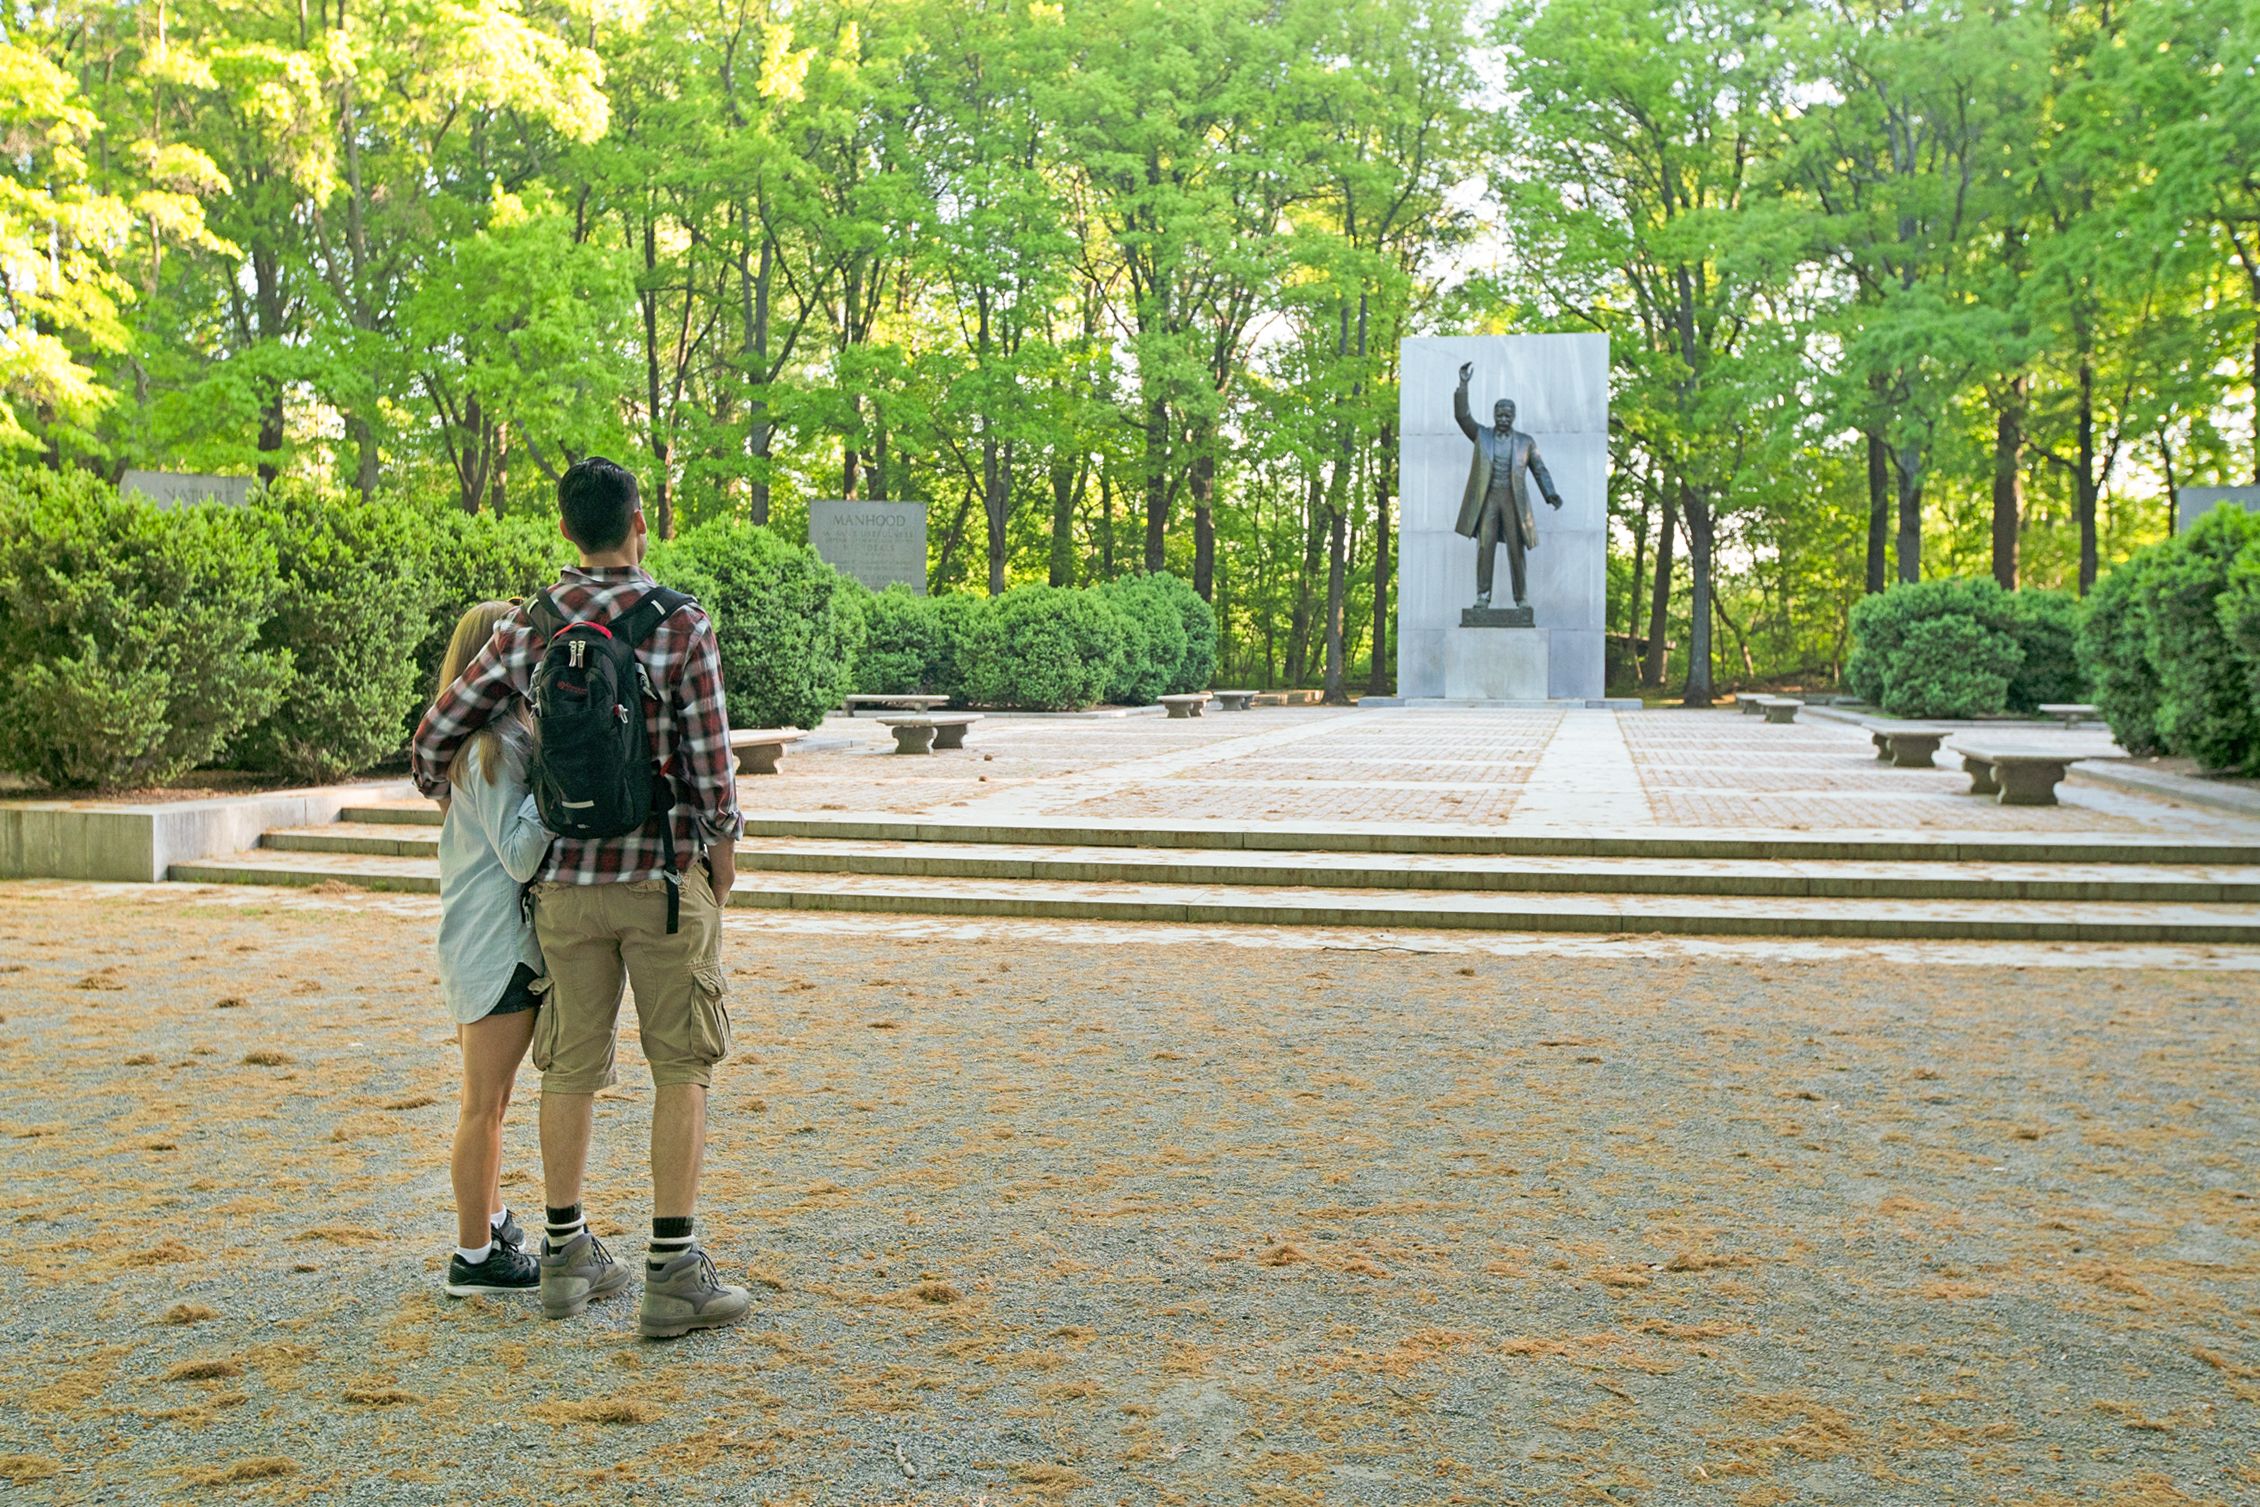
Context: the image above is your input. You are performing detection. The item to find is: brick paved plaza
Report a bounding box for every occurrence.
[749,706,2238,837]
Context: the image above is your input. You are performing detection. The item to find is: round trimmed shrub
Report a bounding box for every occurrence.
[231,483,437,782]
[2000,589,2085,713]
[1143,571,1218,693]
[2138,506,2260,773]
[0,466,290,790]
[649,520,865,730]
[2077,552,2165,756]
[1847,577,2042,718]
[961,584,1125,711]
[1097,575,1188,705]
[1885,615,2022,719]
[854,588,982,701]
[854,586,935,695]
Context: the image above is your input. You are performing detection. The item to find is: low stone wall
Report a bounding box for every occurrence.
[0,781,415,883]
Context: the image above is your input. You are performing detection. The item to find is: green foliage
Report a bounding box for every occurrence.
[0,466,288,789]
[231,484,436,783]
[1097,575,1190,705]
[2137,507,2260,773]
[2000,590,2086,713]
[961,584,1126,711]
[411,502,574,719]
[853,588,986,701]
[1849,578,2029,717]
[1144,571,1218,692]
[2078,550,2165,756]
[649,521,865,730]
[1885,615,2022,720]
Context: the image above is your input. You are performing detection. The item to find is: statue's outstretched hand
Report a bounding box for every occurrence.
[1547,493,1564,510]
[1458,361,1474,384]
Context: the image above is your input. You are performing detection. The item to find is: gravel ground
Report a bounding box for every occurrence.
[0,883,2254,1506]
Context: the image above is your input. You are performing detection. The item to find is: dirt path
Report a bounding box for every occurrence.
[0,884,2253,1505]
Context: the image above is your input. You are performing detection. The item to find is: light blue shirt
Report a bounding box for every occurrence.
[435,722,550,1024]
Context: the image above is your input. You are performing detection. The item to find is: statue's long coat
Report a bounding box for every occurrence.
[1453,383,1556,549]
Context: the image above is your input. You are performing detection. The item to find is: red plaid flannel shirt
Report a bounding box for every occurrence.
[411,566,743,884]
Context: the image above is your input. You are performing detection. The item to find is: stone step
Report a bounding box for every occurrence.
[268,825,2260,903]
[168,849,2260,944]
[330,802,2260,865]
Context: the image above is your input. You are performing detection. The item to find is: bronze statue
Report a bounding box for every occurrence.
[1454,361,1563,611]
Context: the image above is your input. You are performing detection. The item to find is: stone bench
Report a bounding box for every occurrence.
[1750,694,1802,725]
[1159,693,1211,719]
[843,693,951,716]
[728,727,805,776]
[2037,702,2102,728]
[876,713,982,754]
[1737,694,1768,717]
[1950,742,2077,806]
[1211,690,1257,711]
[1867,723,1953,769]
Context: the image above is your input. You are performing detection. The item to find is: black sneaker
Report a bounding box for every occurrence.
[491,1209,526,1253]
[445,1243,540,1297]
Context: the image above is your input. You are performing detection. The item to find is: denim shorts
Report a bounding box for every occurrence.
[487,961,546,1018]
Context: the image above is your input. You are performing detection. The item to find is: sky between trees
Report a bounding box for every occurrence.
[5,0,2256,699]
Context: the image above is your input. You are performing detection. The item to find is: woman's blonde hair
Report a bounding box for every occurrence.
[434,601,519,787]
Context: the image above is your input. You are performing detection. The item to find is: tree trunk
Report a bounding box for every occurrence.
[1367,424,1393,696]
[1098,468,1115,581]
[1143,396,1169,573]
[340,68,380,500]
[1642,487,1677,687]
[1284,471,1325,686]
[1893,442,1922,586]
[490,420,508,518]
[1321,457,1350,705]
[641,209,673,539]
[1864,424,1889,594]
[742,234,774,525]
[1626,474,1651,641]
[252,244,285,485]
[1191,451,1215,599]
[983,434,1012,597]
[1048,455,1078,587]
[1681,484,1715,706]
[2077,358,2099,594]
[1991,377,2024,590]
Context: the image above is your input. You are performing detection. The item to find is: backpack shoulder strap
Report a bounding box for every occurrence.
[612,586,696,648]
[527,590,568,642]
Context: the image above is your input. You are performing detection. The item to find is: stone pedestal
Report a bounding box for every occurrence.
[1445,627,1551,702]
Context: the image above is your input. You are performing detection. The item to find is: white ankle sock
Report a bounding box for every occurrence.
[490,1208,510,1231]
[456,1240,494,1265]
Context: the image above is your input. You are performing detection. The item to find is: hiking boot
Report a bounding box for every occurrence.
[539,1230,632,1320]
[638,1246,752,1339]
[492,1209,526,1253]
[445,1243,539,1297]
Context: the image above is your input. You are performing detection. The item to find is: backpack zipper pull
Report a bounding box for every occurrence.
[570,640,586,669]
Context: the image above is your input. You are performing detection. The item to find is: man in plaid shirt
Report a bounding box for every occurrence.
[412,456,753,1338]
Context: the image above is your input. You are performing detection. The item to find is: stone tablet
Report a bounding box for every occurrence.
[2179,487,2260,534]
[809,499,927,593]
[120,470,254,509]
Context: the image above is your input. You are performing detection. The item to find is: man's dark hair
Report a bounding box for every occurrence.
[557,456,640,551]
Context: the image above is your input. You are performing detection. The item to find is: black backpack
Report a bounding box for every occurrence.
[527,585,696,928]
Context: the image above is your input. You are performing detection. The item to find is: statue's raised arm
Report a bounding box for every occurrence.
[1453,361,1479,442]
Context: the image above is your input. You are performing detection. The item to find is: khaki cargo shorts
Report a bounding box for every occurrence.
[529,863,731,1094]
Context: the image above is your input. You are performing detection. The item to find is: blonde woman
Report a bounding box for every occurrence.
[432,600,553,1296]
